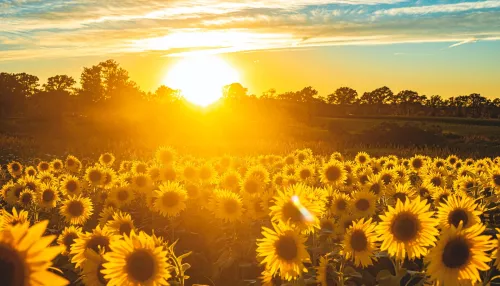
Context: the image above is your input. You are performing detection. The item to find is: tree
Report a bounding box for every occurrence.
[153,85,181,103]
[395,90,420,115]
[223,83,248,100]
[327,87,358,105]
[426,95,444,108]
[260,88,276,99]
[43,75,76,93]
[467,93,487,117]
[79,59,131,104]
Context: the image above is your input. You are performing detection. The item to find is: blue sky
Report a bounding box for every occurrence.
[1,0,499,97]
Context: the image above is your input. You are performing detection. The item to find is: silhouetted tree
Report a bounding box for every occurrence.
[223,83,248,100]
[43,75,76,93]
[327,87,358,105]
[153,85,181,103]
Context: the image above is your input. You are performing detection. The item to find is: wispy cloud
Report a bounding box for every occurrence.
[0,0,500,61]
[375,0,500,16]
[448,38,477,48]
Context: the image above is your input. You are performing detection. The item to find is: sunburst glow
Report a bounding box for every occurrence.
[164,55,240,106]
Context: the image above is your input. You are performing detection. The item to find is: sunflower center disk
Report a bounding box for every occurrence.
[117,190,129,201]
[87,236,110,253]
[350,230,368,252]
[126,249,156,282]
[448,209,469,228]
[275,236,298,261]
[325,167,341,182]
[391,213,419,242]
[119,223,132,235]
[370,184,381,195]
[282,202,304,223]
[63,233,78,251]
[0,244,25,286]
[493,174,500,187]
[223,200,239,214]
[336,200,347,211]
[162,192,180,208]
[393,193,407,203]
[43,190,55,202]
[68,201,84,217]
[355,199,370,212]
[442,238,470,268]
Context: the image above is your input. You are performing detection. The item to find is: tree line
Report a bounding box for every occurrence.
[1,59,500,119]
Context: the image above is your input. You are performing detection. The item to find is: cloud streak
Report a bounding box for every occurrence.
[0,0,500,61]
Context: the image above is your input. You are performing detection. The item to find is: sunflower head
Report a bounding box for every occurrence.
[426,223,494,285]
[65,155,82,173]
[153,182,187,217]
[211,189,243,223]
[24,166,37,177]
[60,175,81,197]
[7,161,23,177]
[51,159,64,172]
[321,160,347,185]
[156,146,176,165]
[60,195,94,225]
[99,152,115,167]
[58,225,83,255]
[86,165,105,187]
[256,223,310,281]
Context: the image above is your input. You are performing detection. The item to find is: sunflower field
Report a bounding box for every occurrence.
[2,147,500,286]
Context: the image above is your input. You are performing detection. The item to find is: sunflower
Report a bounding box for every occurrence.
[98,207,116,227]
[363,174,385,196]
[256,223,310,281]
[350,190,377,219]
[185,182,201,200]
[415,181,436,200]
[240,173,265,195]
[57,225,83,255]
[37,161,51,173]
[379,169,397,187]
[447,154,459,166]
[432,187,453,207]
[99,152,116,167]
[60,195,94,225]
[181,163,197,181]
[437,195,482,229]
[153,182,187,217]
[132,161,148,174]
[65,155,81,173]
[131,173,152,193]
[0,220,68,285]
[101,168,117,189]
[106,211,135,235]
[109,185,134,207]
[329,191,351,216]
[1,207,29,230]
[7,161,23,177]
[36,171,55,184]
[50,159,63,174]
[386,182,416,205]
[147,165,161,182]
[60,175,82,197]
[211,189,244,222]
[71,225,120,269]
[86,165,105,187]
[410,155,426,172]
[319,217,335,236]
[245,193,270,220]
[19,175,38,192]
[5,183,24,205]
[82,249,108,286]
[270,184,324,234]
[18,189,35,207]
[156,146,176,165]
[424,171,447,189]
[488,167,500,192]
[220,170,242,192]
[426,223,494,285]
[393,165,408,184]
[355,152,370,165]
[24,166,37,177]
[198,164,216,183]
[159,165,177,182]
[246,165,271,183]
[376,196,439,260]
[296,164,315,183]
[320,160,347,185]
[119,160,133,173]
[493,228,500,270]
[343,218,378,268]
[102,230,171,286]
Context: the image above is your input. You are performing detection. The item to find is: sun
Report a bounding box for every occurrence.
[164,55,240,107]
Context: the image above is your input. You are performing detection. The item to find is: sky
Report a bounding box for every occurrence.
[1,0,500,98]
